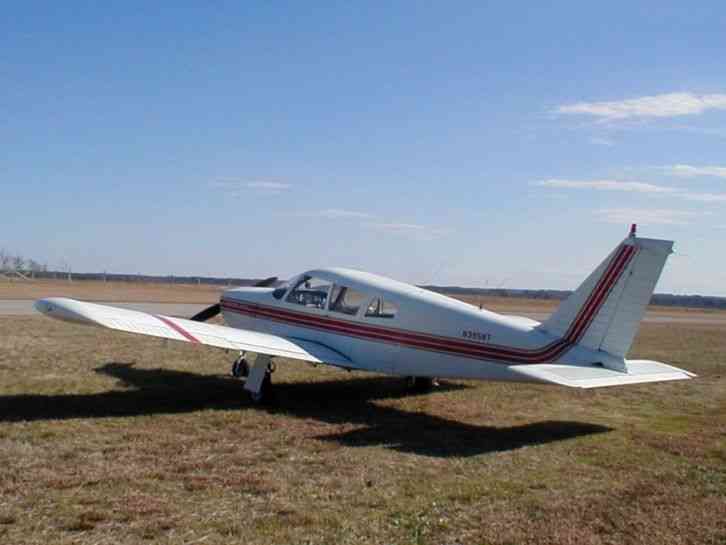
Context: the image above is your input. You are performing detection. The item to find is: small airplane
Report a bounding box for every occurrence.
[35,225,694,403]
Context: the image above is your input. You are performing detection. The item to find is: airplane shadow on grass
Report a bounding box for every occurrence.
[0,362,611,457]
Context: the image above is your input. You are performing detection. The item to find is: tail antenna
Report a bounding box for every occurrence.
[629,223,637,237]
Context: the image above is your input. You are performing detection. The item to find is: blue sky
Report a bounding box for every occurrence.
[3,2,726,295]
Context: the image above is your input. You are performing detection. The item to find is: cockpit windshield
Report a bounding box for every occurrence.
[285,275,331,309]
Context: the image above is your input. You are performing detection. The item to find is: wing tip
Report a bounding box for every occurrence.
[34,297,94,325]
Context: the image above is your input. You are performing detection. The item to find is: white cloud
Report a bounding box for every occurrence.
[556,92,726,120]
[536,179,678,193]
[210,179,291,194]
[369,222,427,232]
[244,181,291,191]
[290,211,450,238]
[671,126,726,138]
[314,209,374,219]
[590,136,615,147]
[663,164,726,179]
[536,177,726,204]
[680,192,726,203]
[366,222,452,240]
[596,208,700,226]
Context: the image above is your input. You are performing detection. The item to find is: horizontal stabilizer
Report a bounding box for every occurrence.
[510,360,695,389]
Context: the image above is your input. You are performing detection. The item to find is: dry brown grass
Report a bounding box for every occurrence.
[0,315,724,544]
[0,278,223,303]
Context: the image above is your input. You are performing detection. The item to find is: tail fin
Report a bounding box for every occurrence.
[543,230,673,362]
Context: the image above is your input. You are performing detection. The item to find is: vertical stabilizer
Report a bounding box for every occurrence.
[543,232,673,360]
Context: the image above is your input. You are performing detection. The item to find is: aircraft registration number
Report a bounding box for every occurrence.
[461,330,492,343]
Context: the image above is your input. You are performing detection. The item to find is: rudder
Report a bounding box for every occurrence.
[543,232,673,361]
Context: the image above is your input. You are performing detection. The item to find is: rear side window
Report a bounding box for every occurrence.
[365,297,398,318]
[329,285,367,316]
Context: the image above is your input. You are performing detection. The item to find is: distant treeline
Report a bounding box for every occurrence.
[25,270,266,287]
[0,250,47,277]
[422,286,726,310]
[6,269,725,310]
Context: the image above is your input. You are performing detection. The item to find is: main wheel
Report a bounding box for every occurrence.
[249,373,272,404]
[407,376,439,392]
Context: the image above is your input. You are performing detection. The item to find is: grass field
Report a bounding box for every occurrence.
[0,279,224,304]
[1,309,724,544]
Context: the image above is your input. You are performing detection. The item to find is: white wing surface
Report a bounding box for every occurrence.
[34,298,351,366]
[510,359,695,389]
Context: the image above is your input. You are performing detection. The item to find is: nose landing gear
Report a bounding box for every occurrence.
[231,352,249,378]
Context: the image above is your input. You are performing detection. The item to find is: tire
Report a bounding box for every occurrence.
[409,377,437,393]
[249,373,272,404]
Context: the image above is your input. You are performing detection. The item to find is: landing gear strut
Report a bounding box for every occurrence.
[250,372,272,404]
[243,354,275,404]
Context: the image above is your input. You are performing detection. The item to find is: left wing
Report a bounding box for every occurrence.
[34,298,351,366]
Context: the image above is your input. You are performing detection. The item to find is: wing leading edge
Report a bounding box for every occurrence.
[34,298,351,367]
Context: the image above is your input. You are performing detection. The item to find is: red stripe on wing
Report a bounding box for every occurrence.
[154,315,200,344]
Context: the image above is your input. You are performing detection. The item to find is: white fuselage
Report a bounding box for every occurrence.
[219,269,619,383]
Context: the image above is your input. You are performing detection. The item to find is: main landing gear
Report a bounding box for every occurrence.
[231,352,275,404]
[407,376,440,393]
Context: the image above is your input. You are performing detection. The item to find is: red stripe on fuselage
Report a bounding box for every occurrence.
[221,245,636,364]
[223,298,561,357]
[154,315,200,344]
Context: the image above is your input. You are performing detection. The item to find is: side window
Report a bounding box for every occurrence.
[365,297,398,319]
[285,276,331,309]
[329,285,367,316]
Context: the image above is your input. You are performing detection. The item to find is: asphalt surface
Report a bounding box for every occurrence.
[2,299,725,324]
